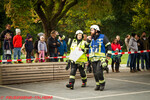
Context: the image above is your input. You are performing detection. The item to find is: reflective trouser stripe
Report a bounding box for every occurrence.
[99,80,105,84]
[70,75,75,79]
[81,77,87,80]
[96,82,100,85]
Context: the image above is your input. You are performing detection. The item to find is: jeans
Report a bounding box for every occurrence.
[130,53,137,71]
[14,48,21,60]
[127,54,131,67]
[141,52,149,70]
[50,52,58,62]
[136,53,141,70]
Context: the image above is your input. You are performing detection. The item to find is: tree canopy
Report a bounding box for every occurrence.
[1,0,150,46]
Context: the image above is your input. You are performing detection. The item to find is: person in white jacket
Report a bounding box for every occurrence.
[129,33,138,73]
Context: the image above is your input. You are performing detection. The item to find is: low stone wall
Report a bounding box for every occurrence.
[0,62,93,85]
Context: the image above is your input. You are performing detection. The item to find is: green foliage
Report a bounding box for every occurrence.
[2,0,150,46]
[132,0,150,32]
[0,0,11,33]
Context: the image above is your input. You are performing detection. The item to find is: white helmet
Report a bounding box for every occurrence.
[75,30,83,35]
[90,25,100,31]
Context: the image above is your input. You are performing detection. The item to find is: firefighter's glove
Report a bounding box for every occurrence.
[101,58,107,68]
[66,60,71,70]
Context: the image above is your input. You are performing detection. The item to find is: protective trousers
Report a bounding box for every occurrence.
[92,60,105,85]
[69,63,87,84]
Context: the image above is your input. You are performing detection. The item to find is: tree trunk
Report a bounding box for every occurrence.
[42,22,57,41]
[33,0,78,39]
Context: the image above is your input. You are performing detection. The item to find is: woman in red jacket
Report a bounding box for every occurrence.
[111,38,122,72]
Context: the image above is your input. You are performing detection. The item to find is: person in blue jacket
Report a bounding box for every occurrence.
[58,36,67,62]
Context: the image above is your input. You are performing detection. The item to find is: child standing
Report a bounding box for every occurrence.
[38,36,47,62]
[34,32,45,63]
[4,33,13,64]
[25,35,33,63]
[13,28,23,63]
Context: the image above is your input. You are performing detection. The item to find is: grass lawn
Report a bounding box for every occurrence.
[108,54,128,65]
[120,54,128,64]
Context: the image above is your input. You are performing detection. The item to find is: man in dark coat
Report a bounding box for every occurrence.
[47,30,60,62]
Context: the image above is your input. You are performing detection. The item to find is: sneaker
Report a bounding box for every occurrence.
[137,69,141,71]
[130,70,134,73]
[133,69,137,72]
[14,61,18,64]
[18,61,23,63]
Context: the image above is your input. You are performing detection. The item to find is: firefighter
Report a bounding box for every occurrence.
[60,30,89,90]
[87,25,112,91]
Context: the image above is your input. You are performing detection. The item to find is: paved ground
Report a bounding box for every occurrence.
[0,66,150,100]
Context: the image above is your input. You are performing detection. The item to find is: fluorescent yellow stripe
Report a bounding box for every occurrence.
[105,42,111,47]
[68,38,71,45]
[107,50,112,54]
[81,77,87,80]
[70,75,75,79]
[99,42,101,53]
[96,82,100,85]
[99,80,105,84]
[62,35,66,40]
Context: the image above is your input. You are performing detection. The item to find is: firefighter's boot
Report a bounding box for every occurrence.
[95,85,100,91]
[66,83,74,90]
[100,82,105,91]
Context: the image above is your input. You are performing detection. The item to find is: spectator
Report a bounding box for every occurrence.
[34,32,45,63]
[58,36,67,62]
[0,24,14,63]
[136,35,143,71]
[25,35,33,63]
[38,36,47,62]
[111,38,122,72]
[140,32,149,70]
[125,34,130,52]
[0,24,14,41]
[129,33,138,72]
[3,33,13,64]
[83,34,87,41]
[125,34,131,67]
[116,35,123,48]
[21,34,32,57]
[13,28,23,64]
[47,30,60,62]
